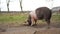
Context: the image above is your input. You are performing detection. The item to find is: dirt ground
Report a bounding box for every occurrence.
[0,23,60,34]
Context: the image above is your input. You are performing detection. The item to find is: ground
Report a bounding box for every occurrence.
[0,23,60,34]
[0,12,60,34]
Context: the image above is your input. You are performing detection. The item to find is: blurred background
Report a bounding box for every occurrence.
[0,0,60,11]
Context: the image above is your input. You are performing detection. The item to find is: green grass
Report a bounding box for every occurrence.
[0,13,60,25]
[0,13,28,24]
[51,14,60,22]
[0,15,25,22]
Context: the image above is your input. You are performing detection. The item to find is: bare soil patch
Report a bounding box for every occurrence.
[0,23,60,34]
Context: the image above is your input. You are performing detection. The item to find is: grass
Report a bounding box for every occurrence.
[0,14,26,22]
[0,12,60,26]
[51,13,60,23]
[0,13,28,25]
